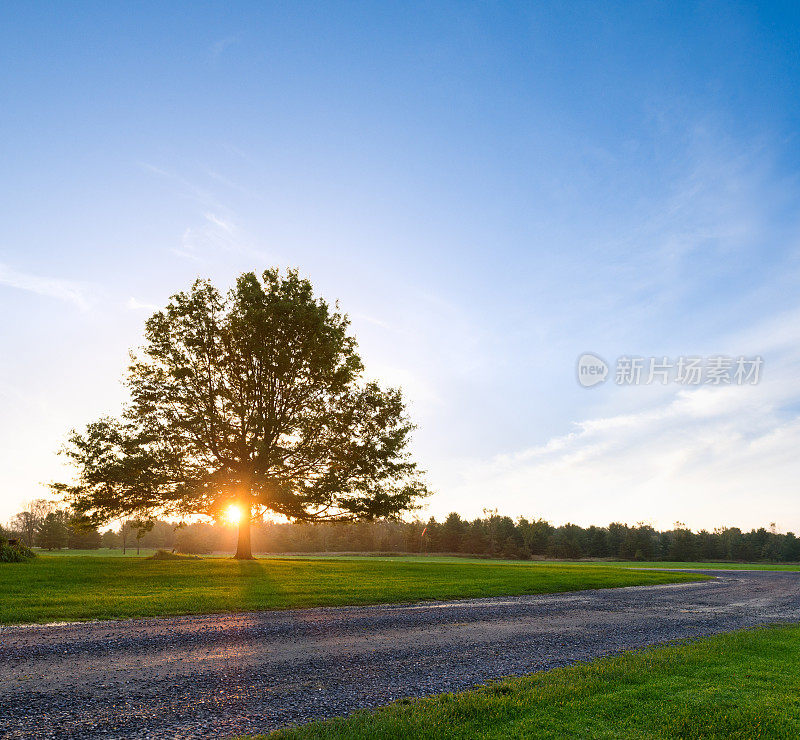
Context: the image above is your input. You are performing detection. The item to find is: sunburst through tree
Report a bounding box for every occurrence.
[53,269,429,559]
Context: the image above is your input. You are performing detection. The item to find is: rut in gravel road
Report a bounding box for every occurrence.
[2,569,800,739]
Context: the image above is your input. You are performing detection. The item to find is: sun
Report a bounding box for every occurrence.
[225,504,243,525]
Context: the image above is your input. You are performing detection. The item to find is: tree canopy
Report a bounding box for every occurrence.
[54,269,428,558]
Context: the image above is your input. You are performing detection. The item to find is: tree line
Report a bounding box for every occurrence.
[2,499,102,550]
[3,501,800,562]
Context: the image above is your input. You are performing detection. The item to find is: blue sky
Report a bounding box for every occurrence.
[3,2,800,530]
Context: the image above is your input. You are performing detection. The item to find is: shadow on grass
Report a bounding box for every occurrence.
[232,558,288,611]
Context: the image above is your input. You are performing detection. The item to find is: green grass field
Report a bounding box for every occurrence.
[260,623,800,739]
[608,560,800,571]
[33,547,157,557]
[267,555,800,571]
[30,549,800,570]
[0,556,705,624]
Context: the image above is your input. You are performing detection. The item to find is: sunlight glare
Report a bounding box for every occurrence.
[225,504,243,525]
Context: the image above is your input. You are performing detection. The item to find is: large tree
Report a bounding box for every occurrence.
[54,269,428,558]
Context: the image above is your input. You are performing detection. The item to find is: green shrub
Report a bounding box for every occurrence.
[0,538,36,562]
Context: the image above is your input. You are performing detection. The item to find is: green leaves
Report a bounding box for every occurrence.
[56,269,429,531]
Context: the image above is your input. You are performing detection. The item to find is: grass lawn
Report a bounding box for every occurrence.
[0,556,705,624]
[268,555,800,571]
[602,560,800,571]
[260,623,800,739]
[29,550,800,570]
[33,547,157,557]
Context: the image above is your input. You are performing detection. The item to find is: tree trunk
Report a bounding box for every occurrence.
[234,505,254,559]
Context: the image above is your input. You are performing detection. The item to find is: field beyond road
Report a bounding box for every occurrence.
[0,555,704,624]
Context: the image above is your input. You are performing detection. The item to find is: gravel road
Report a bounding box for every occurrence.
[2,569,799,739]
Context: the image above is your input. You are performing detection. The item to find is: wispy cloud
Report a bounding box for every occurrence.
[352,311,392,329]
[561,128,797,339]
[139,163,272,264]
[138,162,225,211]
[203,212,234,233]
[126,297,159,311]
[0,264,91,309]
[174,211,270,263]
[210,36,238,63]
[438,312,800,532]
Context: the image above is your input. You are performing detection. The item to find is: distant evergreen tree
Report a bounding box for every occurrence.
[36,511,69,550]
[67,523,102,549]
[101,529,121,549]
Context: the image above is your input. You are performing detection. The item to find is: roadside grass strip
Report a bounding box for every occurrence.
[261,623,800,739]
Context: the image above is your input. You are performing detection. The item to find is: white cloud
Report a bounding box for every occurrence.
[210,36,238,63]
[367,363,442,406]
[421,131,800,531]
[139,163,274,263]
[126,297,158,311]
[433,310,800,532]
[203,213,234,233]
[0,263,90,309]
[174,212,268,262]
[351,312,393,330]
